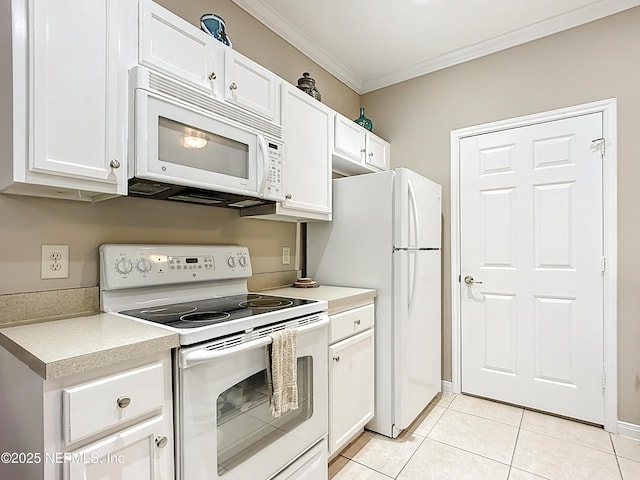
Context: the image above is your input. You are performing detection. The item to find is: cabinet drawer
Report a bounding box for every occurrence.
[330,303,374,343]
[63,363,164,444]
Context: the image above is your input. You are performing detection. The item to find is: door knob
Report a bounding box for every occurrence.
[155,436,168,448]
[464,275,483,285]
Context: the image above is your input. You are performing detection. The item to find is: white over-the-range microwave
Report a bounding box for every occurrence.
[127,66,284,208]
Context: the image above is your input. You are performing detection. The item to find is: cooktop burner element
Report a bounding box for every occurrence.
[119,293,316,329]
[180,311,231,323]
[239,298,294,309]
[141,305,197,316]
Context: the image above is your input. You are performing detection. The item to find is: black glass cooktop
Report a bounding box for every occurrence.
[119,293,317,329]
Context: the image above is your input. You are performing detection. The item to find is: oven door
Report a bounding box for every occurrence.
[134,89,265,197]
[176,315,329,480]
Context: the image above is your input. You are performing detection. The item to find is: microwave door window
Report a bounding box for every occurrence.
[158,117,249,179]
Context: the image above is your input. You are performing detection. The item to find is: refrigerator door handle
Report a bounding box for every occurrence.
[408,179,419,248]
[409,250,418,312]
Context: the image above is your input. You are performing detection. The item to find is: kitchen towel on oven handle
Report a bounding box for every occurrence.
[265,328,298,418]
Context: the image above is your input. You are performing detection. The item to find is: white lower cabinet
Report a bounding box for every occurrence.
[328,304,375,457]
[0,348,174,480]
[66,415,169,480]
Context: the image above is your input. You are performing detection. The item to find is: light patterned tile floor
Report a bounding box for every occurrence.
[329,394,640,480]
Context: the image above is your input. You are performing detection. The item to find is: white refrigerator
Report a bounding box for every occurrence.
[307,168,441,438]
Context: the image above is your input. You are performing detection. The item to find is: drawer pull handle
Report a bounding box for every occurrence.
[333,356,340,362]
[354,319,361,326]
[229,82,238,91]
[116,396,131,409]
[208,72,217,80]
[155,436,168,449]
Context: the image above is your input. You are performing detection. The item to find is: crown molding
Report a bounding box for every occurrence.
[231,0,363,92]
[233,0,640,95]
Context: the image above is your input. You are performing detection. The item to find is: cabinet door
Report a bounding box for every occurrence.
[66,415,173,480]
[224,50,280,122]
[29,0,124,192]
[138,0,223,96]
[365,133,390,171]
[282,86,332,215]
[334,114,365,164]
[329,329,375,456]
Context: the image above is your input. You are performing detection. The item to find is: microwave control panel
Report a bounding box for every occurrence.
[265,142,283,201]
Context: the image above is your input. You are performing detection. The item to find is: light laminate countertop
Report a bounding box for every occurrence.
[262,285,376,315]
[0,313,179,381]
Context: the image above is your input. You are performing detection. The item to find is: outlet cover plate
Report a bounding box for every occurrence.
[282,246,291,265]
[41,244,69,279]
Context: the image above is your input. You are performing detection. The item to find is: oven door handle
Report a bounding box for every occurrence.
[181,316,329,368]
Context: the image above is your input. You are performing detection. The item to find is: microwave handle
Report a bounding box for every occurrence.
[257,134,270,197]
[181,316,329,368]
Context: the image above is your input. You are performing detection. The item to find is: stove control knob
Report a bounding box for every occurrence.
[238,255,248,268]
[136,258,152,273]
[227,255,237,268]
[115,258,133,275]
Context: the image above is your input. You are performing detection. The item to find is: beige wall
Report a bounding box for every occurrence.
[362,7,640,425]
[0,0,360,296]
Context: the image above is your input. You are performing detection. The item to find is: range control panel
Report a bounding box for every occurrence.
[100,244,251,290]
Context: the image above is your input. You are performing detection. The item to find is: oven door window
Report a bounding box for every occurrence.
[158,117,249,179]
[217,356,313,474]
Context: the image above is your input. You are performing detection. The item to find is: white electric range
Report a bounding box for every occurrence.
[100,244,329,480]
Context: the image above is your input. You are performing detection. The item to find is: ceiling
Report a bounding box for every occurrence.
[231,0,640,94]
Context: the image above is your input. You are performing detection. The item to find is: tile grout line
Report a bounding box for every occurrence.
[609,433,625,479]
[506,406,526,479]
[393,402,448,479]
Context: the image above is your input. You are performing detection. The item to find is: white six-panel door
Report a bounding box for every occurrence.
[459,112,605,424]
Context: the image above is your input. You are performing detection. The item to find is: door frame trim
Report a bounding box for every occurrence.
[450,98,618,432]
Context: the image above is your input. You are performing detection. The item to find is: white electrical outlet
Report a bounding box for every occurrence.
[282,246,291,265]
[41,244,69,279]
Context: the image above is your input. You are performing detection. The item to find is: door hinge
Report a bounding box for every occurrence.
[591,137,605,156]
[602,372,607,389]
[601,256,606,273]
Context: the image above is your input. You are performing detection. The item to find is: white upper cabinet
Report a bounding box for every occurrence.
[334,114,366,165]
[0,0,135,200]
[332,113,390,176]
[242,85,332,222]
[138,0,224,97]
[224,49,281,123]
[280,85,332,218]
[365,132,390,171]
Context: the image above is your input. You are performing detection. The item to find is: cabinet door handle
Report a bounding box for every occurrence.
[110,159,120,169]
[369,152,374,158]
[285,193,292,200]
[208,72,217,80]
[360,148,366,154]
[354,319,361,326]
[333,356,340,362]
[229,82,238,91]
[155,436,168,449]
[116,395,131,408]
